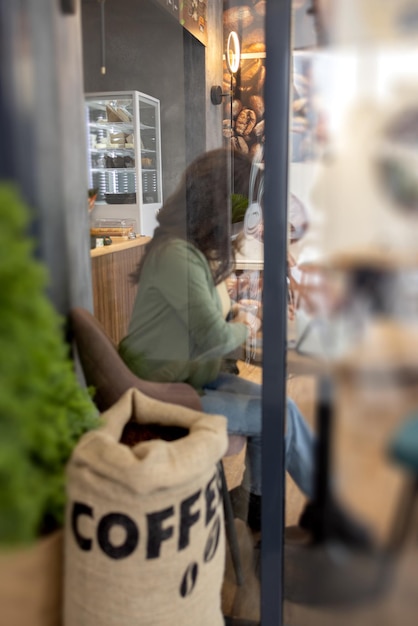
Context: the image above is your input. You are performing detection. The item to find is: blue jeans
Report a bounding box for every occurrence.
[201,372,314,497]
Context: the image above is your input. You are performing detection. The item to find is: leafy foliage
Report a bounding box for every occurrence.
[0,184,98,547]
[231,193,249,224]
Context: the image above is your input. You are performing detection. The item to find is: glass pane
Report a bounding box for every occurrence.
[139,96,161,206]
[86,95,136,202]
[221,3,266,622]
[285,1,418,623]
[82,1,266,623]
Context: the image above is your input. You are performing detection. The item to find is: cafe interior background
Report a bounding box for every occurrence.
[2,1,418,625]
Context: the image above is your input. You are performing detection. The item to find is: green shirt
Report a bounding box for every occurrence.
[119,238,247,390]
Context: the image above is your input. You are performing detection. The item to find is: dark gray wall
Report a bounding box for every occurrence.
[81,0,208,199]
[0,0,93,315]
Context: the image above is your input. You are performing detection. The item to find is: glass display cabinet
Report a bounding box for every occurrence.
[85,90,162,236]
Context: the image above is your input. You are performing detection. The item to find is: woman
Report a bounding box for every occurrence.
[119,148,372,546]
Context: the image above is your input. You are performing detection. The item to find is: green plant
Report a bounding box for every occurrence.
[231,193,249,224]
[0,184,98,547]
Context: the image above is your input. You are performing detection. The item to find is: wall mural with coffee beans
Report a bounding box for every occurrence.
[222,1,320,162]
[222,1,266,159]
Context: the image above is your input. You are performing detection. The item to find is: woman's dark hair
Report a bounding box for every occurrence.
[132,148,253,284]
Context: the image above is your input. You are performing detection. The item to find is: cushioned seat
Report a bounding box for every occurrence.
[389,415,418,472]
[388,414,418,549]
[69,307,202,412]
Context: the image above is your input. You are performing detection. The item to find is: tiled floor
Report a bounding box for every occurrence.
[222,361,418,625]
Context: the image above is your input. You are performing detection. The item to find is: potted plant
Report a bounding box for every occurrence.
[0,183,98,626]
[231,193,249,238]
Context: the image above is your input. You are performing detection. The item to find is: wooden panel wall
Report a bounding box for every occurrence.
[91,243,147,345]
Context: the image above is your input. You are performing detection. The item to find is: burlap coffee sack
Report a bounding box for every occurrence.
[64,388,228,626]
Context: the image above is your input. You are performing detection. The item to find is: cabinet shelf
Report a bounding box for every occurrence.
[91,168,158,173]
[88,121,156,132]
[90,148,136,154]
[91,168,136,173]
[89,121,134,133]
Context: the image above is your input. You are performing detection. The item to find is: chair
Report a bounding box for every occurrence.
[387,413,418,550]
[69,306,246,585]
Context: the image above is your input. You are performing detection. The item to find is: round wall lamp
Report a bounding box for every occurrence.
[210,85,225,106]
[211,31,241,106]
[226,31,240,74]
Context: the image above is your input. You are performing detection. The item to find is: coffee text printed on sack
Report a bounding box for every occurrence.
[70,469,222,560]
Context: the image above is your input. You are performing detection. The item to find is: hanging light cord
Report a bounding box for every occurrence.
[99,0,106,75]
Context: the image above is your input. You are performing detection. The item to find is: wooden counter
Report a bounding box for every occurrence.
[90,236,150,345]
